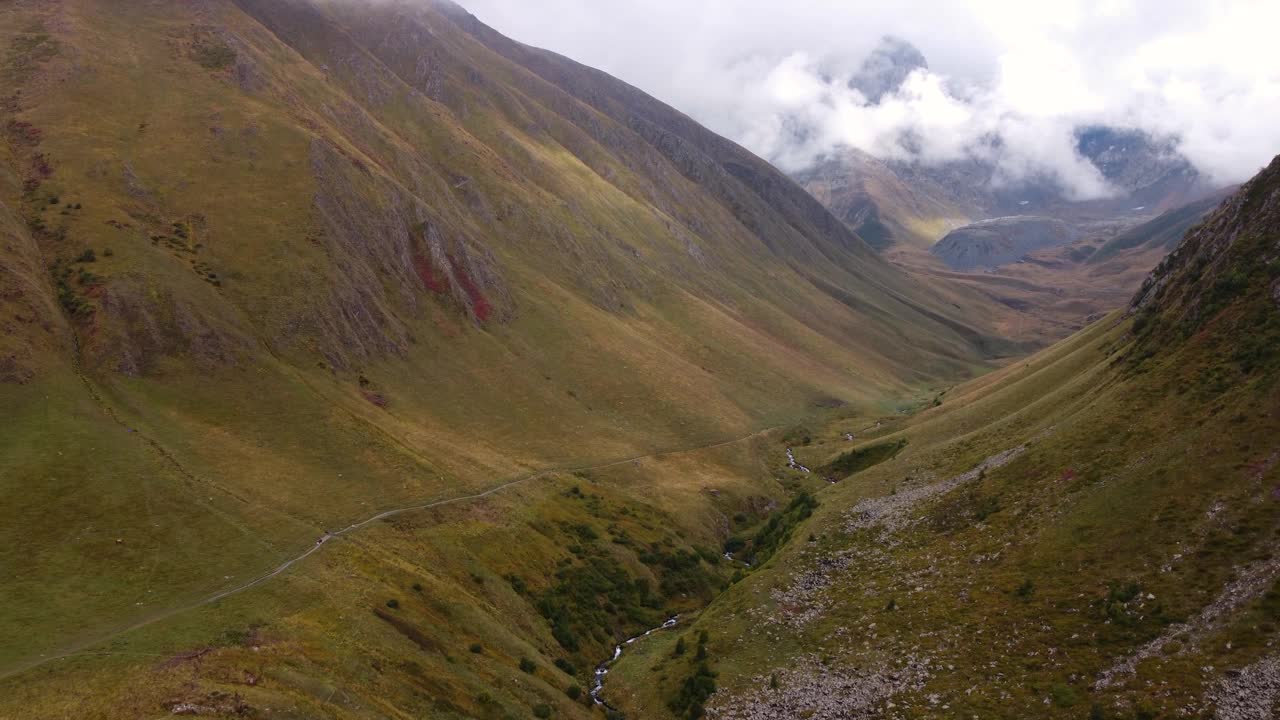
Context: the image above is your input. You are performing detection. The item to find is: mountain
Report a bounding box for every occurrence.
[1087,188,1234,264]
[792,38,1219,255]
[603,157,1280,719]
[849,35,928,103]
[0,0,1050,716]
[2,2,1274,719]
[931,215,1081,270]
[794,148,985,251]
[795,132,1215,252]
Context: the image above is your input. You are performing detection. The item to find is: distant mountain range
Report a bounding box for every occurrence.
[792,37,1222,269]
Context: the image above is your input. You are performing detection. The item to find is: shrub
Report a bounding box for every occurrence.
[520,657,537,674]
[554,658,576,675]
[1050,684,1079,707]
[385,598,399,609]
[76,248,96,263]
[507,574,528,595]
[469,643,483,654]
[1016,579,1035,598]
[823,439,907,477]
[565,685,581,700]
[532,704,552,718]
[102,248,113,257]
[193,42,236,70]
[668,662,716,719]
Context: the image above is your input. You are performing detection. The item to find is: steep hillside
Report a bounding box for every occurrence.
[606,157,1280,719]
[0,0,1045,715]
[794,148,983,251]
[1089,189,1233,264]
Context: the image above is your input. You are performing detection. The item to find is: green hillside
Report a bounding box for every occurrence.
[1,1,1276,718]
[607,157,1280,719]
[0,0,1030,714]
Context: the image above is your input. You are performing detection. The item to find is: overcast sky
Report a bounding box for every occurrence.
[459,0,1280,197]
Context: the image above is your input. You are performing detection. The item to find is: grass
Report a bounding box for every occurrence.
[605,306,1280,718]
[1,1,1263,718]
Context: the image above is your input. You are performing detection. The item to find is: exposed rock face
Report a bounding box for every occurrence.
[92,276,253,376]
[1075,125,1207,205]
[1131,154,1280,321]
[849,36,928,103]
[931,216,1080,270]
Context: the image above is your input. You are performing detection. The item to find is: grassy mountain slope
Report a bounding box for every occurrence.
[1089,189,1233,265]
[606,157,1280,718]
[0,0,1045,712]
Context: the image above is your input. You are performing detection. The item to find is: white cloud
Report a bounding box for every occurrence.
[459,0,1280,192]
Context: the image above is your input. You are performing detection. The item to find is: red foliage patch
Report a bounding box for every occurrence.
[447,253,492,322]
[1061,468,1077,482]
[362,390,389,408]
[412,249,449,294]
[29,152,52,178]
[6,119,42,146]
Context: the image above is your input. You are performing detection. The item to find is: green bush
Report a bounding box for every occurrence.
[469,643,483,654]
[193,42,236,70]
[1016,579,1034,598]
[741,492,818,566]
[668,662,716,719]
[532,704,552,718]
[520,657,537,674]
[385,598,399,609]
[565,685,581,700]
[823,439,907,477]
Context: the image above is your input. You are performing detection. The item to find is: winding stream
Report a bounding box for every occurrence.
[786,447,811,473]
[591,615,680,708]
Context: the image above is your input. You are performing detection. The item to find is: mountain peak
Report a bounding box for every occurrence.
[849,35,928,103]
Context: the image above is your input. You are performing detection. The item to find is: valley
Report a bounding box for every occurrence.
[0,1,1277,719]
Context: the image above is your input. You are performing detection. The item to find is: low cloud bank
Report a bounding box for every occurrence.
[461,0,1280,197]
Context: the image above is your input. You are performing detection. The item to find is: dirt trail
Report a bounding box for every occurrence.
[0,425,779,682]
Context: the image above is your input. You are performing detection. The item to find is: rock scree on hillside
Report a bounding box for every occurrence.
[931,216,1080,271]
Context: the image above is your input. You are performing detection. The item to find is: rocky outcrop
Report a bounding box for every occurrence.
[931,216,1080,270]
[1131,154,1280,320]
[849,36,928,103]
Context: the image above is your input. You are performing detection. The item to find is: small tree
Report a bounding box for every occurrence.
[520,657,537,674]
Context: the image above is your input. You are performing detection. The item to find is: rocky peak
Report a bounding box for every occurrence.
[849,35,928,104]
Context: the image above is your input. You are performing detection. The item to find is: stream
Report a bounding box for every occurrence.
[786,447,811,473]
[590,615,680,708]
